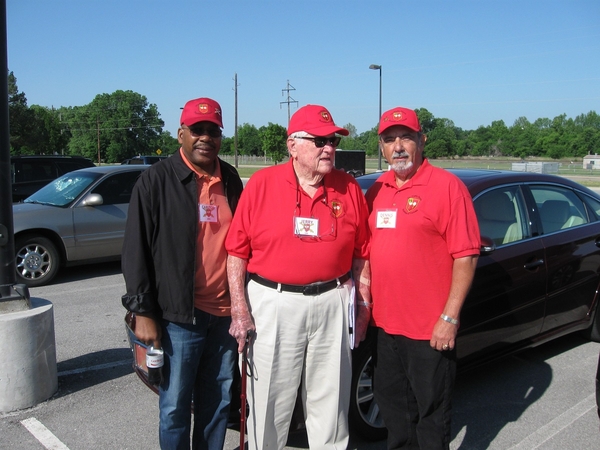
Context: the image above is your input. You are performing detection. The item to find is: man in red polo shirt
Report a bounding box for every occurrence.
[226,104,371,450]
[366,107,480,450]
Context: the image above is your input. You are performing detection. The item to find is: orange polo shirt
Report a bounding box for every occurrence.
[181,149,232,316]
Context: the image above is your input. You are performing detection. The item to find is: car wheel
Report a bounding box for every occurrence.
[15,235,60,287]
[349,333,387,441]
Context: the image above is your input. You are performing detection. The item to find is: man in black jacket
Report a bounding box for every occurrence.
[122,97,243,450]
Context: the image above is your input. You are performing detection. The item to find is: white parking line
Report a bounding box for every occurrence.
[20,417,70,450]
[508,393,596,449]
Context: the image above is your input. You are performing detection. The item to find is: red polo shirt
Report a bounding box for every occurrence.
[366,160,480,339]
[226,160,370,285]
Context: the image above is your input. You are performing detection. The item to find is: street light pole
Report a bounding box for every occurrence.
[369,64,382,170]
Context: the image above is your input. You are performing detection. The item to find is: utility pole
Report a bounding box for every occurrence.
[96,115,101,165]
[280,80,298,126]
[233,73,239,168]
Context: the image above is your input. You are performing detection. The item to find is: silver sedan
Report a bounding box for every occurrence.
[13,165,148,287]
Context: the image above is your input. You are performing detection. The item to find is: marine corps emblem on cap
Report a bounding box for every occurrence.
[392,111,403,121]
[320,111,331,122]
[198,103,221,116]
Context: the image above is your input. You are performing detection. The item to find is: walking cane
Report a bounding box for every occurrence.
[240,331,251,450]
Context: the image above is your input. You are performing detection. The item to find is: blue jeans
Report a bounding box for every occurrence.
[158,309,237,450]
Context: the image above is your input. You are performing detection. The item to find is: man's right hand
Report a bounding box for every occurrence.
[229,312,255,353]
[134,314,162,349]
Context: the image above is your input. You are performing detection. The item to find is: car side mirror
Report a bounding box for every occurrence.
[81,193,104,206]
[480,235,496,255]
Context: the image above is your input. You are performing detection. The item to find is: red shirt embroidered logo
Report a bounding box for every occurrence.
[331,200,343,217]
[405,196,421,213]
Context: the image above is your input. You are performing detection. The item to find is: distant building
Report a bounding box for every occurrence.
[583,154,600,170]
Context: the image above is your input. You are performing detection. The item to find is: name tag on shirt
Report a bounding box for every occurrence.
[376,209,397,228]
[200,204,218,223]
[294,217,319,237]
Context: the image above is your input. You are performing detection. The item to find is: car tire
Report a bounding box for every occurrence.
[15,235,60,287]
[349,331,387,441]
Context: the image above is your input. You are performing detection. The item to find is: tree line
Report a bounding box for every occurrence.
[8,71,600,164]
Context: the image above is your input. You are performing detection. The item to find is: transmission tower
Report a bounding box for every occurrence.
[280,80,298,126]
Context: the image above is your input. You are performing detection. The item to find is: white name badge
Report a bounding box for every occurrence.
[294,216,319,237]
[376,209,397,228]
[200,204,218,223]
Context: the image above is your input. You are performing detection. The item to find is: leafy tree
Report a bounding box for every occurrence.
[65,90,164,163]
[237,123,261,156]
[29,105,70,155]
[415,108,436,134]
[8,71,36,154]
[259,122,288,164]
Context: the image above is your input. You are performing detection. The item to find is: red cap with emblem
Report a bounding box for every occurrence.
[180,97,223,128]
[288,104,349,136]
[378,107,421,134]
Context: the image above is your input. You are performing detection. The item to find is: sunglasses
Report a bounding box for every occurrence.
[183,125,222,139]
[296,136,341,148]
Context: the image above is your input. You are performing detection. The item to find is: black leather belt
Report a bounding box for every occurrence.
[249,272,351,296]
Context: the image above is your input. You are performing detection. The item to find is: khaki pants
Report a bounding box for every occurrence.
[244,278,352,450]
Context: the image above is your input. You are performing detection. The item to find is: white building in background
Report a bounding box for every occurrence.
[583,154,600,170]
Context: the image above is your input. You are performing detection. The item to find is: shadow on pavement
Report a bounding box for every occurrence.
[53,347,134,399]
[451,333,587,449]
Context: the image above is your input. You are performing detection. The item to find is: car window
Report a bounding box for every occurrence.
[14,161,55,183]
[474,186,530,246]
[25,172,100,206]
[529,185,589,233]
[91,171,142,205]
[579,193,600,221]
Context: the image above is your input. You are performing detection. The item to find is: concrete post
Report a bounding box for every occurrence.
[0,297,58,413]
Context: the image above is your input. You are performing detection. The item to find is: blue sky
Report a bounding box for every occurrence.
[6,0,600,138]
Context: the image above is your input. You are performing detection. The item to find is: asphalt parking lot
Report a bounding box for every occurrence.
[0,261,599,449]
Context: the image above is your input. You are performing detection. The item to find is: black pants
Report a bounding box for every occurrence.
[373,329,456,450]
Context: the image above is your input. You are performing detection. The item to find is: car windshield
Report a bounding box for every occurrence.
[24,171,102,206]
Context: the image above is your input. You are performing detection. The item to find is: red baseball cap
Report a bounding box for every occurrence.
[180,97,223,128]
[287,104,349,136]
[378,107,421,134]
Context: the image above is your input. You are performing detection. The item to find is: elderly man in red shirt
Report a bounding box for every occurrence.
[226,104,371,450]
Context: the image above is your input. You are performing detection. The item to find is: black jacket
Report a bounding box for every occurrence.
[121,151,243,324]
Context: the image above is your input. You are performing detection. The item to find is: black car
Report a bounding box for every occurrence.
[128,168,600,441]
[10,155,96,202]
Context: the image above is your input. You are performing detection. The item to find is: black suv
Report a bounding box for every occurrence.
[10,155,96,202]
[121,155,167,165]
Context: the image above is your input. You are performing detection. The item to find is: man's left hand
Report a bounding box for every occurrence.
[430,318,458,352]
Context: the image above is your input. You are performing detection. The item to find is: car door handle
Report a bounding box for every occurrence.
[524,259,544,270]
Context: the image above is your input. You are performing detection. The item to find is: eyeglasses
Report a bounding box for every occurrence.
[296,136,341,148]
[182,125,222,139]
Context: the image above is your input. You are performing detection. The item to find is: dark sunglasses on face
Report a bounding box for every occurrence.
[296,136,341,148]
[183,125,222,138]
